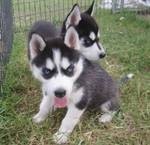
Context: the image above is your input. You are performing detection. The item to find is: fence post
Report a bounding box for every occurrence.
[112,0,117,13]
[0,0,13,97]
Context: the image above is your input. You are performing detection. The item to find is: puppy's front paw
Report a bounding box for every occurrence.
[53,132,68,144]
[32,113,46,123]
[99,113,113,123]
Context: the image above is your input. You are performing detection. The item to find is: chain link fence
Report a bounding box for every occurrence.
[12,0,150,33]
[13,0,94,33]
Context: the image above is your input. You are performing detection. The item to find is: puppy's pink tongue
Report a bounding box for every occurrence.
[54,96,67,108]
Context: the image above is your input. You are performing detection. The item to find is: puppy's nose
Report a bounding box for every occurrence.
[99,53,106,58]
[54,89,66,98]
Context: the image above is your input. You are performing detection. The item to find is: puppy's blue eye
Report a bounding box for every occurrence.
[42,67,56,79]
[83,38,92,47]
[43,68,51,75]
[62,64,74,77]
[66,64,74,73]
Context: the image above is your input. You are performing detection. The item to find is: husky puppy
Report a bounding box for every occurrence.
[28,25,119,144]
[61,1,106,61]
[28,1,105,62]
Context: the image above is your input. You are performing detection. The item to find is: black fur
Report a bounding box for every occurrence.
[28,20,59,41]
[76,13,98,39]
[61,5,99,40]
[76,60,119,110]
[84,0,95,15]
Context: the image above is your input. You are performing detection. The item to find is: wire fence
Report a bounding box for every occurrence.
[13,0,94,33]
[12,0,150,32]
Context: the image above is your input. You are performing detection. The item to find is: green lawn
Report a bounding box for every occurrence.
[1,9,150,145]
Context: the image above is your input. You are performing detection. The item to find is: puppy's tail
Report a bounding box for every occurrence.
[117,73,134,87]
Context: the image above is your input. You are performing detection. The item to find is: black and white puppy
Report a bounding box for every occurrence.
[28,26,119,144]
[28,1,105,62]
[61,1,106,61]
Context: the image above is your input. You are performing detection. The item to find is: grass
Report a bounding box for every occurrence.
[1,9,150,145]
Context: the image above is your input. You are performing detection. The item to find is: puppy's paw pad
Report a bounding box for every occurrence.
[53,132,68,144]
[99,113,113,123]
[32,113,45,123]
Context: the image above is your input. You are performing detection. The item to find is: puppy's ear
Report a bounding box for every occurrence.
[29,34,46,59]
[84,0,95,16]
[64,26,80,50]
[65,4,81,29]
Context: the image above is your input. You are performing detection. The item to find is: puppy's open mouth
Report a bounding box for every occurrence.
[54,96,68,108]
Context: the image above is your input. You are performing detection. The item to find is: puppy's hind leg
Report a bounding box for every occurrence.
[99,98,119,123]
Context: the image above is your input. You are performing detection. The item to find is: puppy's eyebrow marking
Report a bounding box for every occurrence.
[61,57,70,69]
[46,58,54,70]
[53,49,61,69]
[89,32,96,41]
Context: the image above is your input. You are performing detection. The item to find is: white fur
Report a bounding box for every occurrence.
[31,65,44,82]
[80,41,105,61]
[98,32,100,38]
[61,57,70,69]
[89,32,96,41]
[127,73,134,79]
[53,49,61,70]
[100,101,111,113]
[70,86,84,104]
[99,101,116,123]
[33,87,54,123]
[99,113,113,123]
[46,58,54,70]
[72,58,83,81]
[45,73,73,98]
